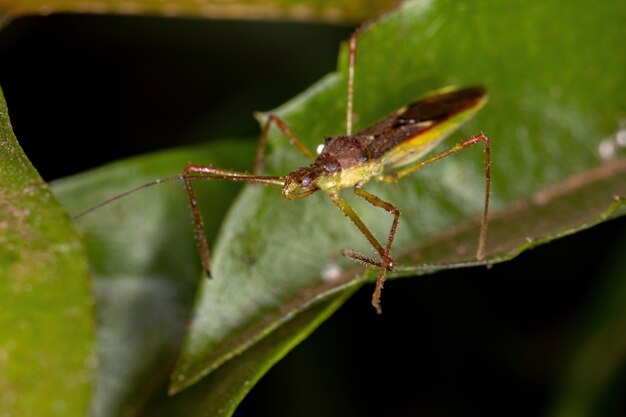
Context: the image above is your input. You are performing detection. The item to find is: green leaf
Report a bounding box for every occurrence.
[0,87,94,415]
[171,0,626,394]
[0,0,396,25]
[144,288,355,417]
[52,140,256,416]
[405,160,626,269]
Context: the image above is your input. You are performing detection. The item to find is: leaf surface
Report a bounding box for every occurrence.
[171,0,626,394]
[53,140,255,416]
[0,87,93,417]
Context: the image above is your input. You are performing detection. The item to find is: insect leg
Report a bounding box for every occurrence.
[381,132,491,260]
[353,187,400,314]
[327,189,395,314]
[345,22,371,135]
[254,114,315,175]
[183,164,285,276]
[346,32,357,135]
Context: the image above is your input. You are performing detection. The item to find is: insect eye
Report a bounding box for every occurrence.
[301,176,312,187]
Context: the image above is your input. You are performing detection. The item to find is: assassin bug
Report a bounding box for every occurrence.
[78,29,491,314]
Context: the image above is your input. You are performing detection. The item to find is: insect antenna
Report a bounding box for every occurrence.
[73,174,186,219]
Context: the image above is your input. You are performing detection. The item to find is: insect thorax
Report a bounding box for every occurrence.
[314,135,381,190]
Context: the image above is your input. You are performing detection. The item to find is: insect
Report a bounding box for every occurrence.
[78,29,491,314]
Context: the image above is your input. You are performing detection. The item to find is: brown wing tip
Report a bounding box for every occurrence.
[399,86,488,124]
[426,85,487,104]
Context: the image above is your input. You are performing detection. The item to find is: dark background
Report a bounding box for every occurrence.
[1,14,624,417]
[0,14,351,180]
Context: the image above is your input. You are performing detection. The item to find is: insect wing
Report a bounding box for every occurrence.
[373,86,488,170]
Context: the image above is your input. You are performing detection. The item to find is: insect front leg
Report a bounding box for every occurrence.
[254,114,316,175]
[183,164,285,277]
[382,132,491,260]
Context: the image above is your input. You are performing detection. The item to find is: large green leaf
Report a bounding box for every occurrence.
[144,288,356,417]
[52,140,255,416]
[171,0,626,393]
[0,88,93,415]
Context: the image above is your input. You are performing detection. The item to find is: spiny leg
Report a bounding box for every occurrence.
[326,190,396,314]
[255,25,362,165]
[255,114,315,175]
[353,187,400,314]
[183,164,285,276]
[346,32,357,135]
[327,191,387,257]
[345,22,372,135]
[382,132,491,260]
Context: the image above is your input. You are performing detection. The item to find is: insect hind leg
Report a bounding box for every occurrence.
[382,132,491,261]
